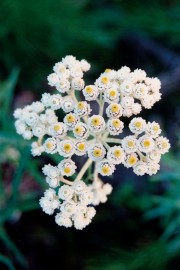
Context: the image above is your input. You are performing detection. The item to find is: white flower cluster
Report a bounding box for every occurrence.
[40,180,96,230]
[14,55,170,230]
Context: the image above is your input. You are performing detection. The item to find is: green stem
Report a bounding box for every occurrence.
[75,158,93,182]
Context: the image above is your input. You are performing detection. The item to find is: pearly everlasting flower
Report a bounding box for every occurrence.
[107,118,124,135]
[156,136,170,154]
[129,117,146,134]
[58,140,74,157]
[83,85,99,101]
[74,101,91,116]
[122,136,138,153]
[107,146,125,164]
[88,115,105,133]
[74,140,87,156]
[97,159,115,176]
[58,159,77,177]
[88,144,106,161]
[44,137,57,154]
[14,55,170,230]
[63,113,79,130]
[62,96,75,113]
[73,123,89,139]
[106,103,123,118]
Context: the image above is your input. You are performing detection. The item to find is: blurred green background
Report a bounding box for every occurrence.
[0,0,180,269]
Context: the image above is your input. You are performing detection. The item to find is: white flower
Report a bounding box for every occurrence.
[31,142,44,156]
[31,101,44,113]
[55,213,72,228]
[53,62,70,78]
[146,150,161,163]
[82,85,99,101]
[120,80,134,96]
[123,153,139,168]
[74,140,87,156]
[14,108,23,119]
[138,135,155,153]
[147,162,160,175]
[56,79,70,93]
[146,121,161,138]
[48,122,67,138]
[88,115,105,133]
[95,75,111,90]
[107,146,125,164]
[71,77,85,90]
[121,96,134,109]
[44,137,57,154]
[133,83,148,99]
[121,136,138,153]
[58,185,74,201]
[156,136,170,154]
[58,159,77,177]
[42,164,59,178]
[97,159,115,176]
[132,103,142,115]
[117,66,130,80]
[129,117,146,134]
[47,73,59,86]
[80,59,91,72]
[133,161,147,176]
[49,94,62,110]
[25,112,39,127]
[73,123,89,139]
[32,123,46,137]
[107,118,124,135]
[72,180,86,194]
[88,143,106,161]
[74,101,91,116]
[79,188,94,205]
[104,88,119,103]
[41,93,51,107]
[62,96,75,113]
[60,201,77,216]
[15,120,26,135]
[22,130,33,140]
[46,176,59,188]
[63,113,79,130]
[133,69,146,82]
[58,140,74,157]
[106,103,123,118]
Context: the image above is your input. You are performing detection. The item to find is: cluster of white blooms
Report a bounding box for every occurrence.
[14,55,170,230]
[40,180,96,230]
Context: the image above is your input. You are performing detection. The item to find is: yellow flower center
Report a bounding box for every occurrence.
[91,117,100,126]
[78,102,85,110]
[162,141,168,148]
[67,115,75,123]
[114,149,122,157]
[102,165,110,174]
[101,76,109,84]
[143,140,151,147]
[46,142,53,149]
[63,143,72,152]
[105,69,111,73]
[112,119,121,128]
[54,124,61,131]
[127,141,135,148]
[86,86,93,94]
[59,67,66,73]
[128,156,137,165]
[153,125,159,132]
[111,104,120,113]
[109,89,116,97]
[75,126,83,134]
[78,143,85,151]
[135,121,142,128]
[93,149,102,157]
[64,167,71,174]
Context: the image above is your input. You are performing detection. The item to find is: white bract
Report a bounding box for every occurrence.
[14,55,170,229]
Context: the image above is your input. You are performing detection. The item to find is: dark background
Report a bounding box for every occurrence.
[0,0,180,269]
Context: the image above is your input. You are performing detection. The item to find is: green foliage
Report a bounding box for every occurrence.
[0,0,180,87]
[86,241,169,270]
